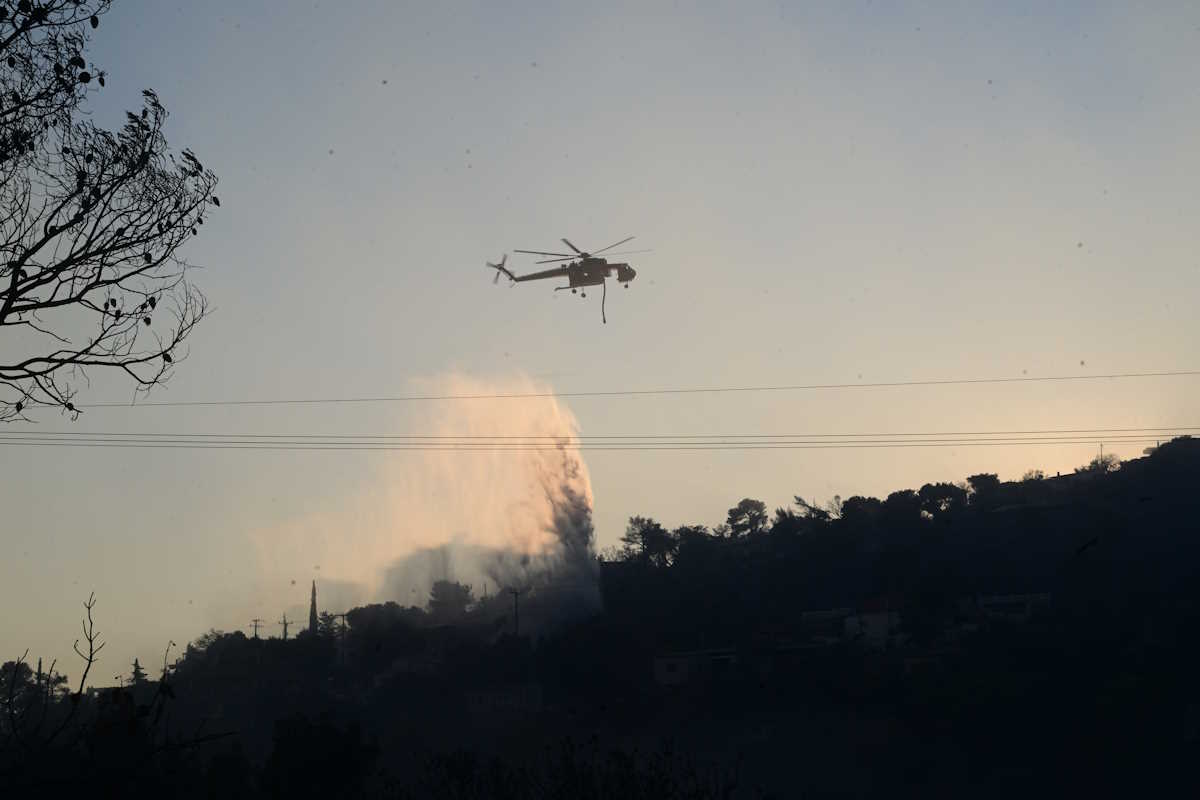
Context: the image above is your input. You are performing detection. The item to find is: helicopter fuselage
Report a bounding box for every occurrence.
[496,235,641,323]
[566,259,636,288]
[568,259,613,288]
[512,257,637,288]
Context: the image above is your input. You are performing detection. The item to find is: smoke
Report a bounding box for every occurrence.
[248,372,600,632]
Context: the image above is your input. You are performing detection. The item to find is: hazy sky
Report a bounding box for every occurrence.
[3,1,1198,684]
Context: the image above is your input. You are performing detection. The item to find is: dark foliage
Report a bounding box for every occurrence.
[6,438,1200,796]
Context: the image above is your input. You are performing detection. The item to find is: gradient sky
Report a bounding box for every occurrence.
[3,1,1198,685]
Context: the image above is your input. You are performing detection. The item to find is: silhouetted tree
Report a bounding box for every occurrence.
[1021,469,1045,481]
[966,473,1001,507]
[1077,453,1121,474]
[620,515,677,566]
[883,489,923,526]
[793,495,834,522]
[0,659,35,727]
[919,482,968,517]
[46,670,69,700]
[317,610,339,638]
[129,657,147,686]
[770,507,804,542]
[192,628,223,652]
[2,659,69,712]
[1,655,68,734]
[726,498,768,537]
[1,1,219,420]
[672,525,717,570]
[840,495,884,528]
[428,580,473,622]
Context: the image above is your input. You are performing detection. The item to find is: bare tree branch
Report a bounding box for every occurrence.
[0,3,113,170]
[41,591,103,747]
[1,3,218,421]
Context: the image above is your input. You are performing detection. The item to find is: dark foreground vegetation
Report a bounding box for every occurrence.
[5,437,1199,798]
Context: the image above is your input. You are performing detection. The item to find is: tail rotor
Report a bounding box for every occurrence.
[487,254,515,285]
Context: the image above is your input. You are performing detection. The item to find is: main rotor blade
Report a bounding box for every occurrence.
[599,248,652,257]
[561,238,584,255]
[592,236,635,255]
[514,249,573,257]
[537,256,575,264]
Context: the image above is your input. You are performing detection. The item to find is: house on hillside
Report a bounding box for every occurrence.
[653,648,739,687]
[902,646,959,677]
[653,640,832,688]
[844,596,906,649]
[975,592,1051,622]
[464,682,543,715]
[370,650,441,690]
[798,608,854,644]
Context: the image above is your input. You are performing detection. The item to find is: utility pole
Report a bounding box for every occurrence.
[309,580,319,634]
[250,618,264,639]
[278,613,290,641]
[508,588,524,637]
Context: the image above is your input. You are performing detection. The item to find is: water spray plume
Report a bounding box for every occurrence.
[248,372,600,630]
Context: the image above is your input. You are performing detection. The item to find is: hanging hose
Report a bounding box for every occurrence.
[601,279,607,324]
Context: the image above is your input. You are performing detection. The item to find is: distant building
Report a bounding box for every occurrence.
[975,592,1051,622]
[464,683,542,715]
[843,596,906,649]
[800,608,854,622]
[798,608,854,643]
[653,648,738,687]
[844,611,904,649]
[654,641,831,688]
[84,681,157,704]
[370,652,441,690]
[903,649,955,676]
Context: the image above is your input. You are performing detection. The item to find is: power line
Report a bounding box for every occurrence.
[3,425,1197,441]
[0,436,1182,452]
[0,435,1183,447]
[73,369,1200,409]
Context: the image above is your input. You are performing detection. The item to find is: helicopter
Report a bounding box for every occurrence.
[487,236,645,324]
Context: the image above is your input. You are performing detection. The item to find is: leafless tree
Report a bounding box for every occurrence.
[1,0,219,420]
[1,592,232,790]
[1,591,102,758]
